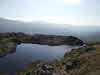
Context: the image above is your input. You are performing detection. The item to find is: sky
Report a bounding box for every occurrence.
[0,0,100,26]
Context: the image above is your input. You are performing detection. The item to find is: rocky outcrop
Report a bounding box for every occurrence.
[32,64,55,75]
[1,32,100,75]
[0,32,84,57]
[0,38,16,57]
[19,44,100,75]
[0,32,84,46]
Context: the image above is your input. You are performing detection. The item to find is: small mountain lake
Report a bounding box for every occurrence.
[0,44,81,73]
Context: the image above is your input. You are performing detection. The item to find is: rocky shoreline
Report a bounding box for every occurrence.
[15,43,100,75]
[0,32,100,75]
[0,32,84,57]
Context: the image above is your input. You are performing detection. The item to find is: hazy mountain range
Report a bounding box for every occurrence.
[0,18,100,43]
[0,18,72,34]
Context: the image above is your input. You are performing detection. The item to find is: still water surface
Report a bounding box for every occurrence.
[0,44,80,73]
[0,21,100,73]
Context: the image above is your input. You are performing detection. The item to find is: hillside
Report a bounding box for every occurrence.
[13,43,100,75]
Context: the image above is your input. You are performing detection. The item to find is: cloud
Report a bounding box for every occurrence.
[4,17,32,22]
[40,16,100,26]
[63,0,80,4]
[40,16,78,24]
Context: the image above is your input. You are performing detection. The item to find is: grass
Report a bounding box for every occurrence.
[0,33,100,75]
[0,43,100,75]
[48,44,100,75]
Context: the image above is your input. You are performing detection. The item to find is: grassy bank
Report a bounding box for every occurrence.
[14,43,100,75]
[48,44,100,75]
[0,32,83,57]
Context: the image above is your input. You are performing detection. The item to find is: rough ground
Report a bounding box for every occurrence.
[1,33,100,75]
[0,32,83,57]
[13,43,100,75]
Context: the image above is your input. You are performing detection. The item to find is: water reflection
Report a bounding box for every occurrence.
[0,44,78,73]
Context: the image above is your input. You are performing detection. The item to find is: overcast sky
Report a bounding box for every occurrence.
[0,0,100,26]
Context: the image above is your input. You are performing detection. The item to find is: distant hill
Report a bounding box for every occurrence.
[0,18,100,43]
[0,18,71,35]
